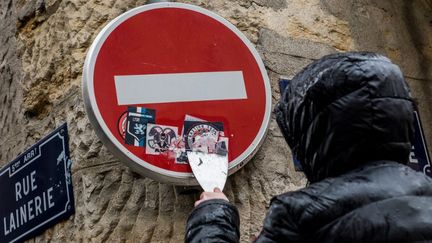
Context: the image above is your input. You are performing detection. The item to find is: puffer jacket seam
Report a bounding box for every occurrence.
[317,194,432,233]
[188,199,236,220]
[298,55,412,146]
[311,161,406,191]
[300,94,412,144]
[298,92,412,182]
[299,187,432,242]
[298,162,413,226]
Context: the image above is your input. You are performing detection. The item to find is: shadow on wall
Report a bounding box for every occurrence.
[402,0,432,80]
[321,0,432,79]
[320,0,432,151]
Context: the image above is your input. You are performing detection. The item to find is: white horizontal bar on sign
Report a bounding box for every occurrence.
[114,71,247,105]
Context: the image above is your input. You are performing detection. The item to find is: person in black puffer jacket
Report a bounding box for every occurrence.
[185,52,432,243]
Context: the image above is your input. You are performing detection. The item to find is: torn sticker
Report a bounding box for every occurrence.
[180,114,206,137]
[117,111,128,139]
[215,136,229,156]
[183,121,224,153]
[146,124,178,155]
[175,151,188,164]
[184,114,206,122]
[125,106,155,147]
[172,115,208,164]
[166,136,187,164]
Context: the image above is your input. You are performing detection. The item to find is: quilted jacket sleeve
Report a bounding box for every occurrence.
[185,199,240,243]
[254,193,305,243]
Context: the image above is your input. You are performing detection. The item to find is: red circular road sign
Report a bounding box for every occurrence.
[83,3,271,185]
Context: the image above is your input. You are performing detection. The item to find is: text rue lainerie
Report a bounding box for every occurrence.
[3,170,55,236]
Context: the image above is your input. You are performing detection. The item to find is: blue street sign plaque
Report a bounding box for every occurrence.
[407,111,432,177]
[0,123,74,243]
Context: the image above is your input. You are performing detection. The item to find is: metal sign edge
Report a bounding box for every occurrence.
[82,2,271,185]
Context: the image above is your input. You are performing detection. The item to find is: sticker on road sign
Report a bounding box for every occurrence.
[125,106,155,147]
[184,121,224,153]
[82,3,271,184]
[146,124,179,155]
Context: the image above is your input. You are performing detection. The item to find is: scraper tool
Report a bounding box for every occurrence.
[187,151,228,192]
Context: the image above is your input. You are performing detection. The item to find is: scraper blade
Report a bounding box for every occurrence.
[187,151,228,192]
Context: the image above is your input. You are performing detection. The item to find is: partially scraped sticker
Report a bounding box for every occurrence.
[183,121,224,152]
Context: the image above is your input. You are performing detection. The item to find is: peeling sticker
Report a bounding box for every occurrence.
[183,121,223,152]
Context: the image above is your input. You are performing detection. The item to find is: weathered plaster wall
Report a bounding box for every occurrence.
[0,0,431,242]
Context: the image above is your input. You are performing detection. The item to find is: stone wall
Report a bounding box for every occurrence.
[0,0,431,242]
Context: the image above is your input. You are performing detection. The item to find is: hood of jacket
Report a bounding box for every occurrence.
[275,52,415,183]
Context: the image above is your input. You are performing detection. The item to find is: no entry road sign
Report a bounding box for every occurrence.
[83,3,271,185]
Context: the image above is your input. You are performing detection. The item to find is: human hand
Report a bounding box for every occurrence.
[250,228,262,242]
[194,187,228,207]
